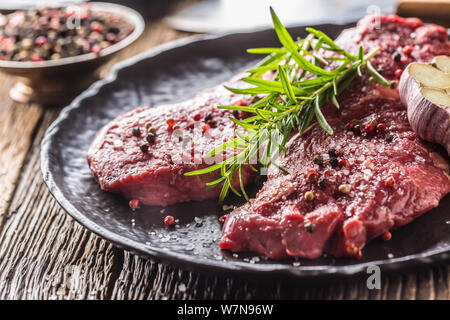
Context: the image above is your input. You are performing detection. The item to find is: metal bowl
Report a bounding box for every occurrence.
[0,2,145,105]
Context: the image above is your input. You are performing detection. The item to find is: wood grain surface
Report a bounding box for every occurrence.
[0,0,448,300]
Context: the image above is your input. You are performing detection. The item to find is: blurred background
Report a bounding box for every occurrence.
[0,0,448,104]
[1,0,449,32]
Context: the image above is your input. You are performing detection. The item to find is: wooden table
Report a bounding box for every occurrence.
[0,0,448,300]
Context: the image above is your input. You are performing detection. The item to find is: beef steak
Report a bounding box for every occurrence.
[219,15,450,259]
[87,76,254,206]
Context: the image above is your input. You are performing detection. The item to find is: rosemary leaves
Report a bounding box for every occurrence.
[186,7,390,203]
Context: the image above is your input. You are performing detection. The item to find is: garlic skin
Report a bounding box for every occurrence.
[399,58,450,156]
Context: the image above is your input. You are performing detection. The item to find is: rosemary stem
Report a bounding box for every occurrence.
[184,7,390,204]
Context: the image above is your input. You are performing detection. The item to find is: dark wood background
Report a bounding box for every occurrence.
[0,0,448,300]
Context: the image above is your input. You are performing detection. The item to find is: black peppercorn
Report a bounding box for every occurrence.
[132,128,141,137]
[385,133,394,142]
[313,155,323,165]
[140,144,149,152]
[146,133,155,143]
[392,52,401,62]
[318,178,328,188]
[305,222,316,233]
[207,119,217,128]
[328,149,336,157]
[330,157,339,167]
[204,113,213,121]
[232,110,240,118]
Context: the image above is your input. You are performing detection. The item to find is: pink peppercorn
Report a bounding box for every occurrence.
[164,215,175,226]
[129,199,139,210]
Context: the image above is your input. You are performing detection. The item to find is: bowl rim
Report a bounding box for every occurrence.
[0,2,145,69]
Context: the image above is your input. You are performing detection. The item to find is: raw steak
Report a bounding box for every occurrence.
[220,15,450,259]
[87,76,254,206]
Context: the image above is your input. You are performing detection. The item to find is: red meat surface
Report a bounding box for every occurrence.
[219,15,450,259]
[87,76,254,206]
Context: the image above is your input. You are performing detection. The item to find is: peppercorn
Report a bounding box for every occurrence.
[328,149,336,157]
[204,113,213,121]
[21,38,33,50]
[149,127,156,134]
[304,191,315,201]
[35,35,47,46]
[31,55,43,62]
[346,243,362,259]
[364,123,375,134]
[394,69,403,79]
[313,155,323,165]
[377,123,387,133]
[318,178,328,188]
[90,21,103,33]
[385,176,395,187]
[132,128,141,137]
[402,44,413,55]
[106,33,117,43]
[50,53,61,60]
[99,41,110,50]
[140,144,149,152]
[145,122,152,130]
[207,119,217,128]
[338,184,350,194]
[381,231,392,241]
[345,122,354,130]
[91,44,101,54]
[129,199,139,210]
[392,52,401,62]
[306,169,318,182]
[339,158,350,168]
[146,133,155,143]
[166,119,176,129]
[232,110,240,118]
[385,133,394,142]
[304,221,315,233]
[330,157,339,167]
[164,215,175,226]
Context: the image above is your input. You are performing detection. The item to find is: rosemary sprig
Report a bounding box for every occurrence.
[185,7,390,203]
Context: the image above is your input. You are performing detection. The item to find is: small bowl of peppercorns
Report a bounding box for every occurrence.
[0,2,144,105]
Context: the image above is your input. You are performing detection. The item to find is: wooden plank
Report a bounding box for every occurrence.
[0,73,43,228]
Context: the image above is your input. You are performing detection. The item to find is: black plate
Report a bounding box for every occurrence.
[41,23,450,278]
